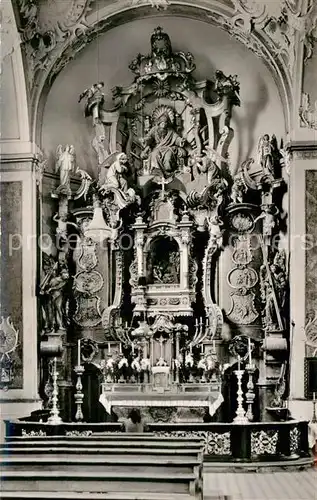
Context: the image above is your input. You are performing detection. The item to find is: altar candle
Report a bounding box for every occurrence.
[77,340,81,366]
[54,356,57,373]
[119,343,122,354]
[195,318,198,328]
[314,392,316,402]
[213,340,216,352]
[248,337,252,365]
[201,343,204,354]
[238,355,241,371]
[108,342,110,354]
[132,342,134,354]
[190,344,192,354]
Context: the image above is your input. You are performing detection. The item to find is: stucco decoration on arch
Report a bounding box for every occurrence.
[15,0,315,142]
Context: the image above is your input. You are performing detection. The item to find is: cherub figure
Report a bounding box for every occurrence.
[78,82,105,124]
[55,145,76,196]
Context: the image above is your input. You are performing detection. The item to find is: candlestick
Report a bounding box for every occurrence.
[74,364,85,422]
[248,337,252,365]
[233,368,248,424]
[312,392,317,424]
[77,339,81,366]
[238,355,241,371]
[245,364,256,421]
[47,357,62,425]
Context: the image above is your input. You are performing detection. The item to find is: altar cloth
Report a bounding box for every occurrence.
[99,390,224,416]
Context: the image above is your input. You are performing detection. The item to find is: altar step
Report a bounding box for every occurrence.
[1,493,223,500]
[1,434,204,500]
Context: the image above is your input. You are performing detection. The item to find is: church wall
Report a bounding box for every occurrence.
[41,17,286,178]
[289,151,317,421]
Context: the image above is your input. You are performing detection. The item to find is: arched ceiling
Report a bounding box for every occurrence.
[14,0,317,143]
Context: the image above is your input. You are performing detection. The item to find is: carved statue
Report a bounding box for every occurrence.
[231,173,247,204]
[40,260,69,332]
[53,212,78,245]
[254,205,278,242]
[46,268,69,331]
[100,153,134,196]
[214,70,240,104]
[55,145,76,196]
[92,134,109,165]
[141,107,186,178]
[257,134,279,177]
[39,254,58,333]
[260,251,287,331]
[78,81,105,124]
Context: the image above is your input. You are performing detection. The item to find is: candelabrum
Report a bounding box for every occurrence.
[245,364,256,421]
[74,364,85,422]
[47,358,63,425]
[233,369,249,424]
[312,392,317,424]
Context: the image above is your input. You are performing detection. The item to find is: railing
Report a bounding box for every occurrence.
[146,420,310,462]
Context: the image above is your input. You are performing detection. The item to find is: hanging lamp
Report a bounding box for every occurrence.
[84,195,112,243]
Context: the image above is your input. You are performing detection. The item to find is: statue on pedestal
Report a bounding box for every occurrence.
[40,261,70,332]
[55,145,76,197]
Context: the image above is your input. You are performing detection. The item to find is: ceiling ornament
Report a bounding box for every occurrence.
[17,0,314,140]
[131,0,170,9]
[17,0,95,87]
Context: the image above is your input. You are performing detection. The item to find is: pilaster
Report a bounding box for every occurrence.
[288,141,317,420]
[0,154,42,436]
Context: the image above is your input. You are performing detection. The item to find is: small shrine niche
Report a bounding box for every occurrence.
[39,26,289,424]
[147,237,180,285]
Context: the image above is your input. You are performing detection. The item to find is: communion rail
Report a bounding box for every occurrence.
[4,418,312,465]
[146,420,312,465]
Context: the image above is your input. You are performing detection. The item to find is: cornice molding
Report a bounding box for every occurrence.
[286,141,317,159]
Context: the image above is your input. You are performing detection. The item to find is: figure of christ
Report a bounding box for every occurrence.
[141,113,186,178]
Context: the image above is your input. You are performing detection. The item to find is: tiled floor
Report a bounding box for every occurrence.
[204,468,317,500]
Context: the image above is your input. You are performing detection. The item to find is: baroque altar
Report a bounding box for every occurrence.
[38,27,290,424]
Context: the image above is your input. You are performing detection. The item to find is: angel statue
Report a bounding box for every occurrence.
[55,145,76,197]
[78,81,105,125]
[140,106,187,179]
[99,152,136,209]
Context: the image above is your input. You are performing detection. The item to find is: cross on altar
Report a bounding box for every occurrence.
[160,176,169,199]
